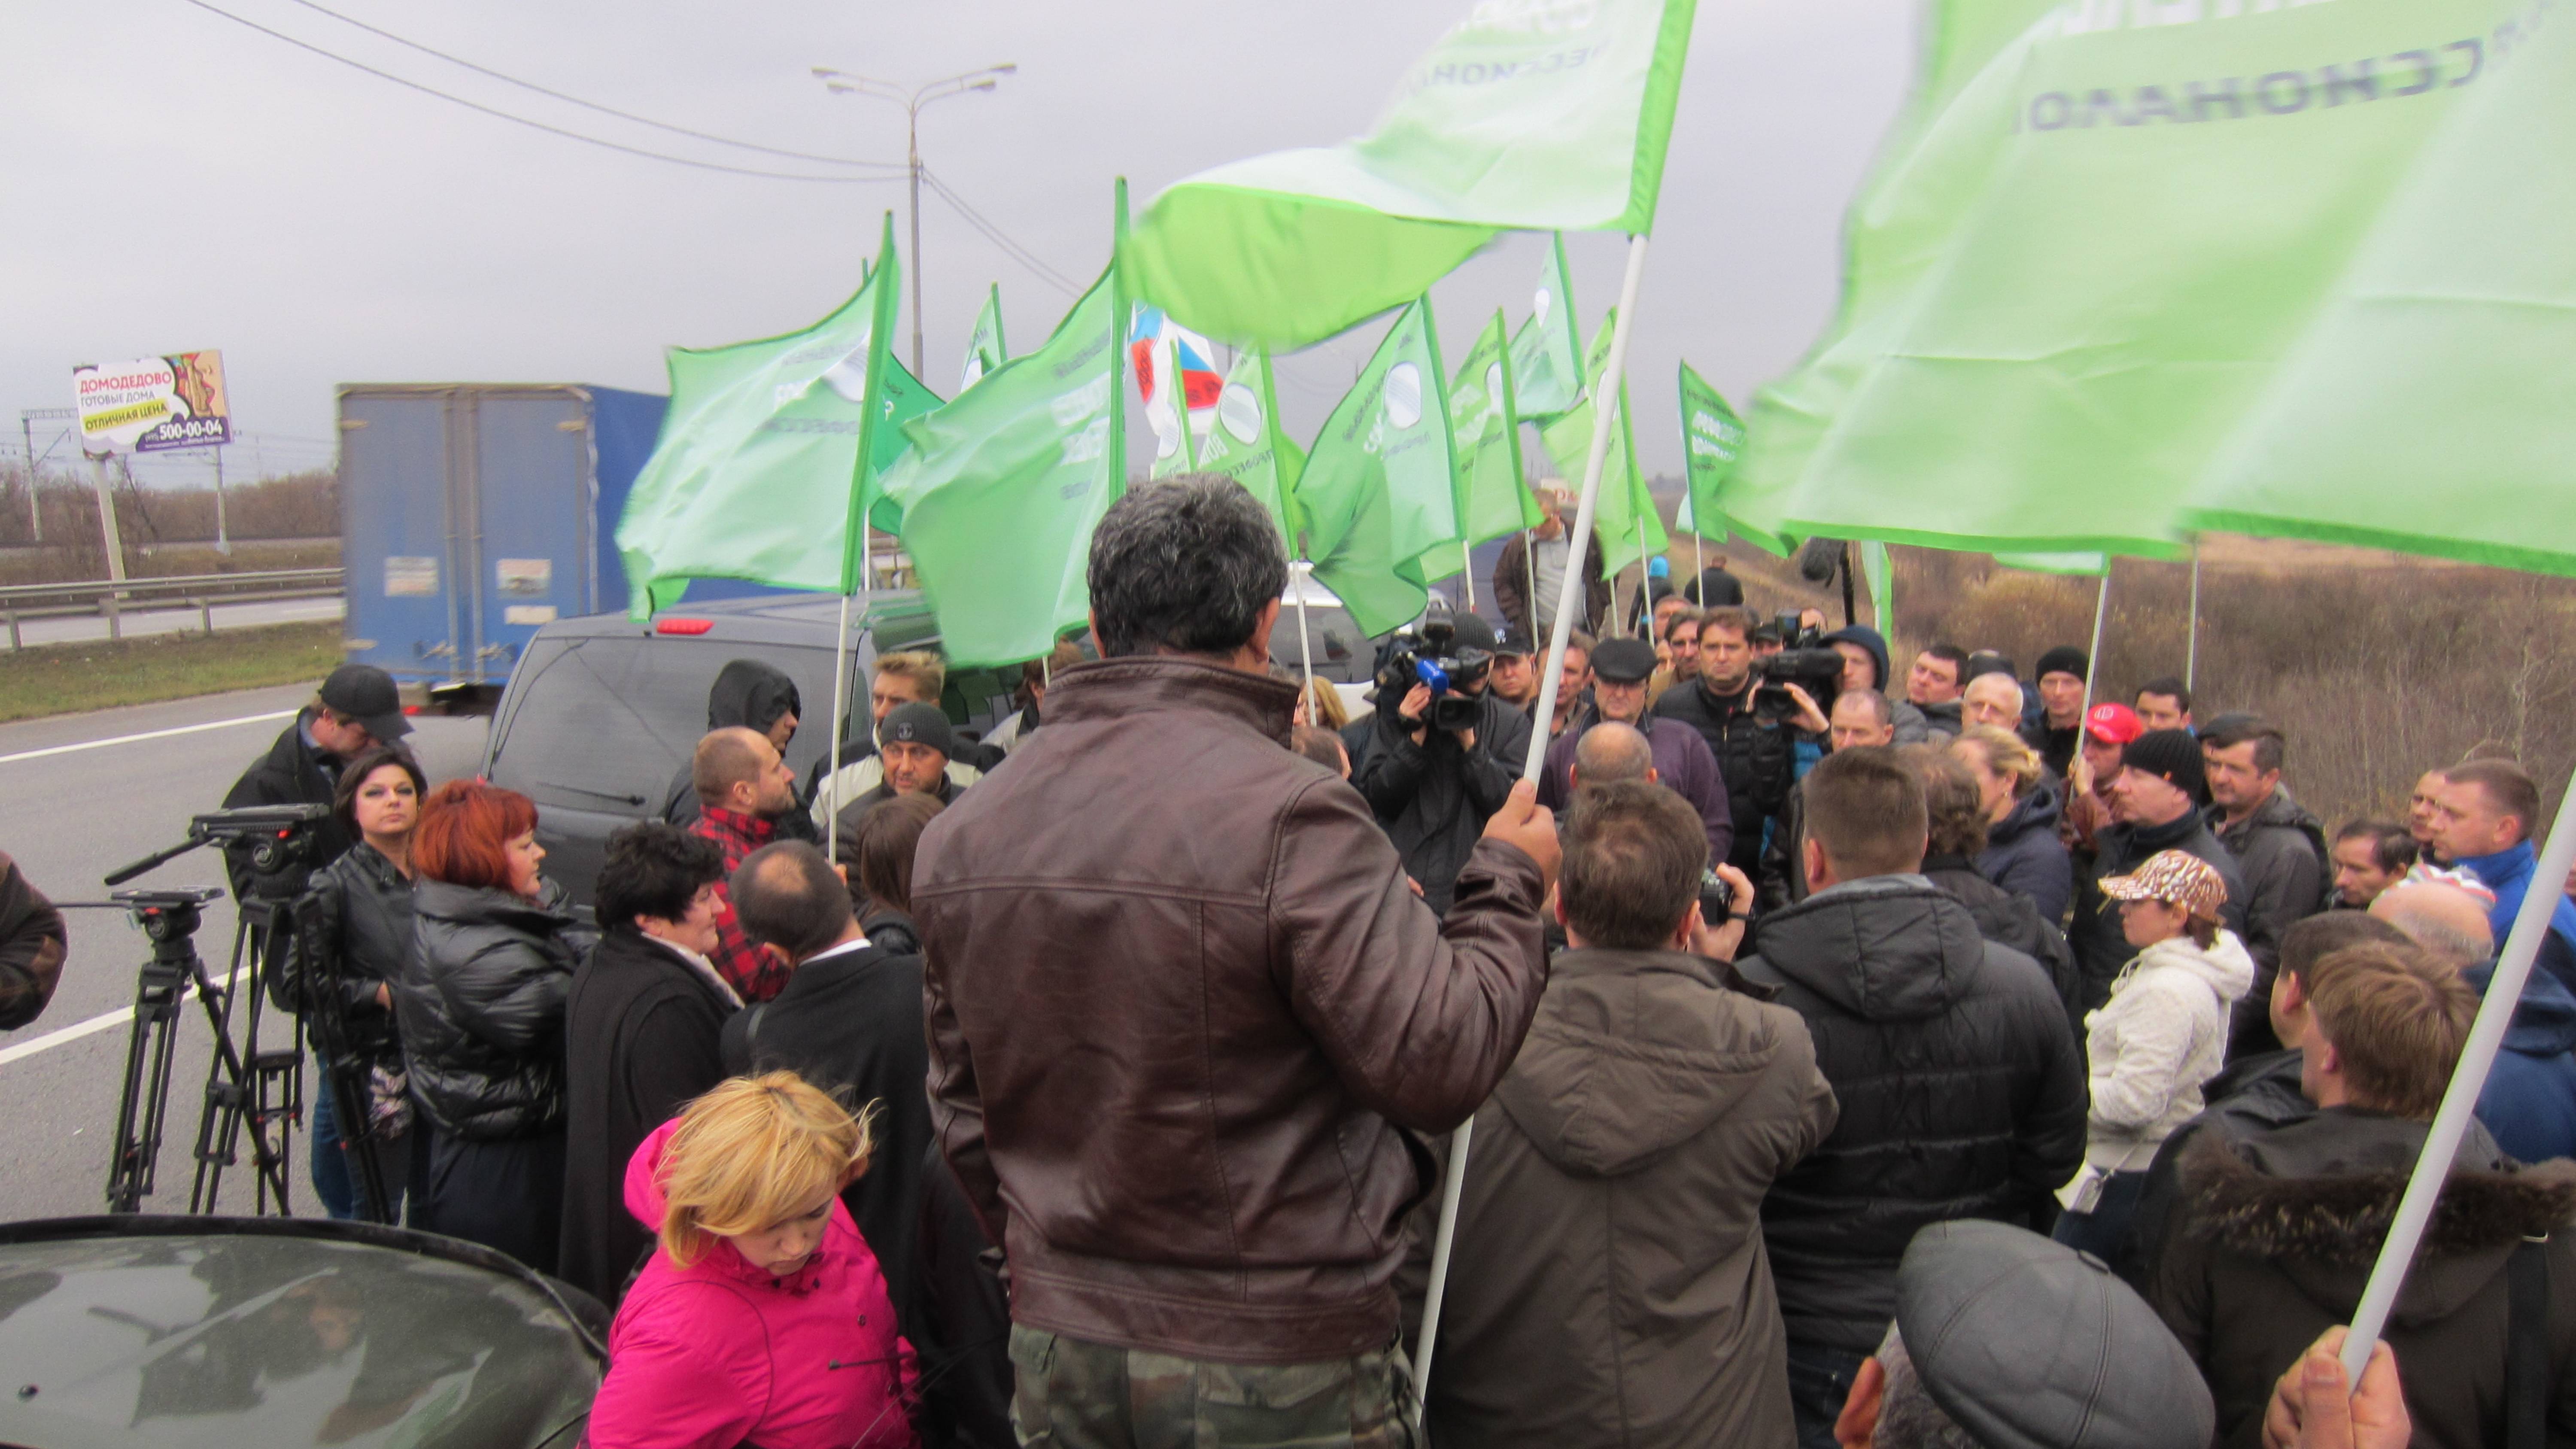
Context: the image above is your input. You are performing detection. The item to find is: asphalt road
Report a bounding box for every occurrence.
[0,684,487,1221]
[12,595,344,647]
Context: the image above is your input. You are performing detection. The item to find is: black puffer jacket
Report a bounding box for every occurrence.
[283,842,413,1074]
[395,878,587,1140]
[1737,875,2087,1352]
[1356,689,1532,915]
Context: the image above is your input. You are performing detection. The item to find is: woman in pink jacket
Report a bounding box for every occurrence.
[586,1072,917,1449]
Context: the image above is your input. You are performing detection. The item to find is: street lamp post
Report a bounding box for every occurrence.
[812,64,1017,376]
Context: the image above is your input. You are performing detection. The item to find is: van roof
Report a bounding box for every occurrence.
[533,589,936,650]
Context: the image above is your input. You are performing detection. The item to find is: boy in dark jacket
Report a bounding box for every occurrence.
[2154,939,2576,1449]
[557,823,736,1306]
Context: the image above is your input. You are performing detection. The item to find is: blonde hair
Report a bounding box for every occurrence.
[1303,676,1349,730]
[873,650,947,705]
[656,1072,873,1268]
[1953,724,2044,798]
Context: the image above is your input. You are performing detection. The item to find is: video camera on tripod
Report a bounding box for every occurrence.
[1376,602,1495,735]
[81,803,333,1216]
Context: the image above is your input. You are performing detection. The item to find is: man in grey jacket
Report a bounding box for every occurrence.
[2200,716,2330,1059]
[1419,780,1835,1449]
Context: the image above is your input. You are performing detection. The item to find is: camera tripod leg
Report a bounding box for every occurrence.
[187,912,298,1216]
[104,957,190,1212]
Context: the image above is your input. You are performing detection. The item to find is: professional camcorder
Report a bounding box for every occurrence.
[1751,613,1844,724]
[1376,602,1493,735]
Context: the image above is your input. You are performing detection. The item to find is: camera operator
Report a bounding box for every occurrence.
[1358,611,1535,914]
[1654,606,1826,879]
[0,851,65,1031]
[283,746,428,1221]
[222,665,413,895]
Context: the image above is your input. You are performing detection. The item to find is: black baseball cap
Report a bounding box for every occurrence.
[319,664,411,741]
[1494,624,1537,658]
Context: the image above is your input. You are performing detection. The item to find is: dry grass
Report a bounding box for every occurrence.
[0,620,342,723]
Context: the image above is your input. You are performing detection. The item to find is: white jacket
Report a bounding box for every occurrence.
[2081,929,2256,1173]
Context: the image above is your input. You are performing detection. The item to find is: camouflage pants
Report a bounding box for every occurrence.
[1009,1326,1420,1449]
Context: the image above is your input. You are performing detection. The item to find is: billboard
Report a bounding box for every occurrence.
[72,351,231,453]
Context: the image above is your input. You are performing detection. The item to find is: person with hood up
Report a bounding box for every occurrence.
[1734,746,2086,1449]
[1413,780,1835,1449]
[587,1071,918,1449]
[2151,941,2576,1449]
[1822,625,1932,744]
[1954,725,2074,925]
[660,659,810,837]
[2054,850,2254,1264]
[2199,717,2331,1059]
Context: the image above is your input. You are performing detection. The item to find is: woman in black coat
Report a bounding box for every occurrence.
[555,822,737,1307]
[394,780,589,1275]
[285,746,428,1223]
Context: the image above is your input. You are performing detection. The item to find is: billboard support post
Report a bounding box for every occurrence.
[212,445,230,555]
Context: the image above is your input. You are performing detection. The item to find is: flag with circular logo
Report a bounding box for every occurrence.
[1294,297,1460,635]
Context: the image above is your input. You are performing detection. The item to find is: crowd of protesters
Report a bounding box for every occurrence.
[0,470,2556,1446]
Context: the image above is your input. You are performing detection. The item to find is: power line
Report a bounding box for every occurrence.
[919,167,1084,296]
[176,0,910,183]
[276,0,907,172]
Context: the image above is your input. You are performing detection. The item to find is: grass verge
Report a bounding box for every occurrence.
[0,621,341,724]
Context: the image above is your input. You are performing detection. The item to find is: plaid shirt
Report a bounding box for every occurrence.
[690,806,790,1003]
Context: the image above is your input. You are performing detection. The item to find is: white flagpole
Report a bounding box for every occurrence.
[1461,540,1478,612]
[1291,558,1318,699]
[2080,568,2111,719]
[2342,778,2576,1379]
[1416,231,1650,1410]
[2185,541,2202,692]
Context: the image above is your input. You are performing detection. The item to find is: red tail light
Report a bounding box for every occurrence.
[655,618,714,636]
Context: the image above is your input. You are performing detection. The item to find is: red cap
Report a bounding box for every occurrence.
[2084,702,2144,746]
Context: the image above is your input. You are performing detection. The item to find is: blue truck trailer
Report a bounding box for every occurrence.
[336,383,782,701]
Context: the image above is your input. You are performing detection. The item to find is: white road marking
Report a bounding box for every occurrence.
[0,709,296,766]
[0,967,243,1069]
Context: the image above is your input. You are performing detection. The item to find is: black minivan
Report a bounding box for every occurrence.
[478,591,1020,905]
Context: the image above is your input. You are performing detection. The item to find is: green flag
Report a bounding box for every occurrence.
[1509,233,1585,419]
[1122,0,1700,346]
[1732,0,2513,560]
[1295,297,1461,635]
[2182,6,2576,574]
[864,357,945,540]
[1676,361,1744,541]
[874,261,1125,667]
[1422,310,1535,586]
[1192,346,1304,555]
[617,215,901,616]
[958,284,1008,393]
[1542,309,1665,576]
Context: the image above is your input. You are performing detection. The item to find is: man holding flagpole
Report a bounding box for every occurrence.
[914,476,1558,1446]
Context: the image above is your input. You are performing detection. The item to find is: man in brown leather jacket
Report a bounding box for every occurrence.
[915,475,1561,1447]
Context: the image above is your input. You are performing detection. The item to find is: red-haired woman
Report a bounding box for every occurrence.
[393,780,590,1274]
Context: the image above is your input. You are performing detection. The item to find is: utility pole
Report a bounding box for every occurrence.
[812,64,1018,375]
[18,408,73,544]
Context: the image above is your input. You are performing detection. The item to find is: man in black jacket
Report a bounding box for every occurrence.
[719,839,1013,1441]
[1735,747,2086,1449]
[1357,611,1535,914]
[0,851,65,1031]
[1653,606,1803,879]
[2072,729,2250,1012]
[222,663,411,888]
[557,823,736,1307]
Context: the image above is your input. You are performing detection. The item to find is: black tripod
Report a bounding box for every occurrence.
[91,803,330,1216]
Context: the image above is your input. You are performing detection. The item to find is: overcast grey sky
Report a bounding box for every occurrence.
[3,0,1916,486]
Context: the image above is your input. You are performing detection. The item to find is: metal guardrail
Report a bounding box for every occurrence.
[1,567,344,649]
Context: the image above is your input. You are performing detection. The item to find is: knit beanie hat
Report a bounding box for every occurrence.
[2035,646,2089,683]
[2122,729,2208,805]
[880,701,954,759]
